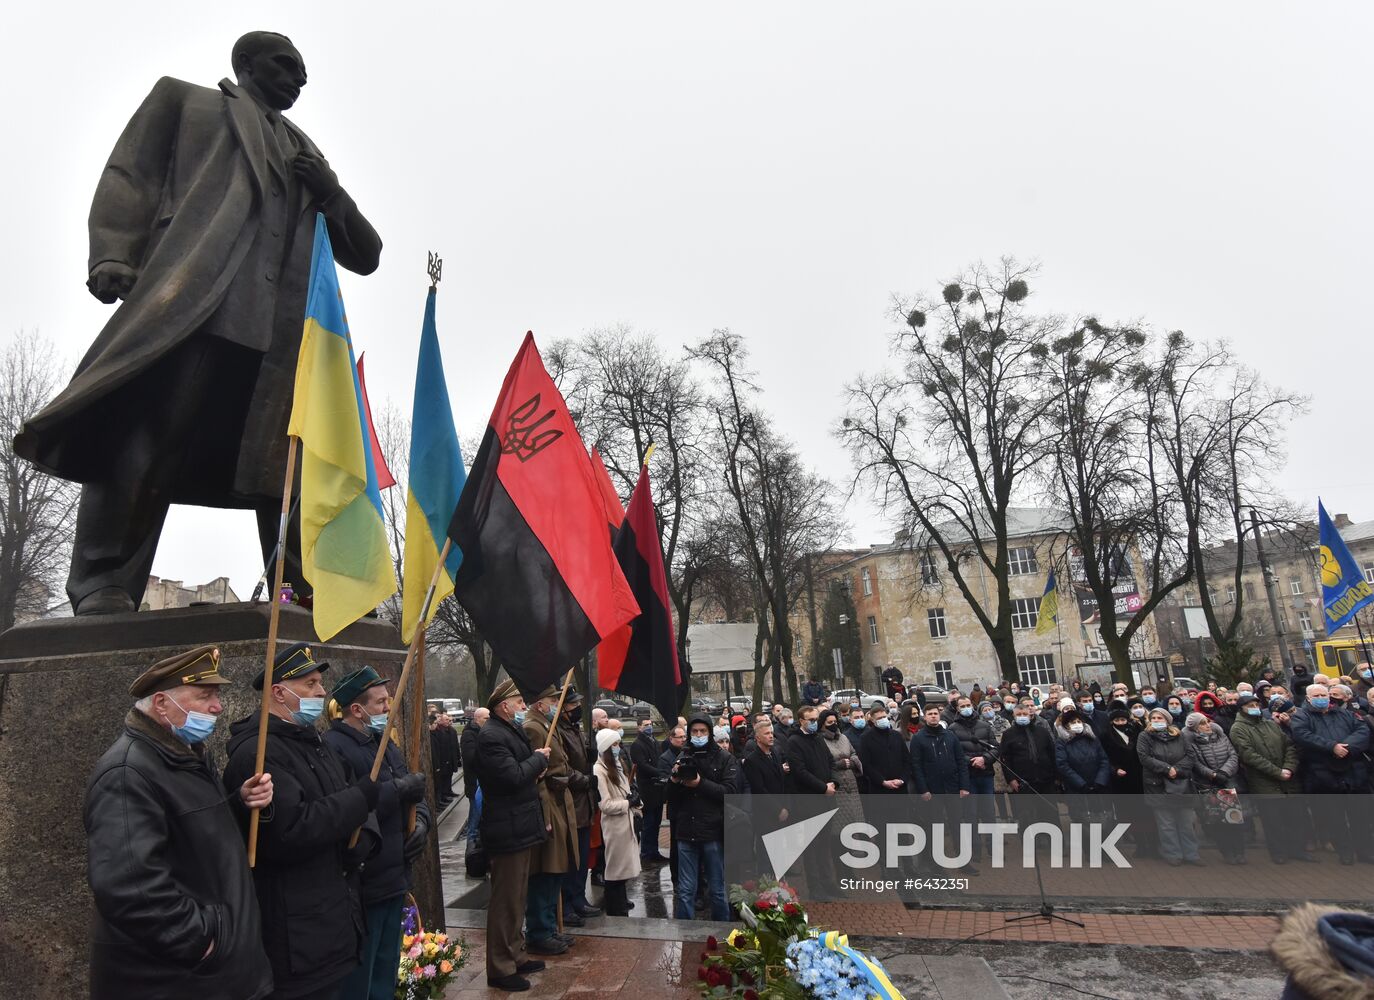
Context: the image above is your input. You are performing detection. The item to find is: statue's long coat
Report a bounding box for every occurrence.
[15,76,381,504]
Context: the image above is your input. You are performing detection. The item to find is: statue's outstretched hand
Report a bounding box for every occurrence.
[88,261,138,303]
[293,150,340,200]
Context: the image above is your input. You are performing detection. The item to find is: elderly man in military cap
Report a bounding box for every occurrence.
[322,666,430,1000]
[85,645,274,1000]
[473,679,551,992]
[223,642,382,1000]
[523,685,581,956]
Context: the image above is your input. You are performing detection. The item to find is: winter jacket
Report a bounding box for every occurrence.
[630,731,666,798]
[741,745,786,796]
[1135,726,1193,801]
[819,728,865,826]
[665,726,741,842]
[908,723,970,795]
[223,714,371,1000]
[322,721,432,905]
[1054,731,1110,792]
[1290,706,1371,792]
[1184,726,1239,792]
[859,726,912,793]
[1102,723,1145,794]
[1230,712,1299,796]
[784,729,835,794]
[86,711,272,1000]
[459,720,482,800]
[1272,903,1374,1000]
[472,714,548,855]
[948,713,997,768]
[998,722,1058,792]
[557,717,595,828]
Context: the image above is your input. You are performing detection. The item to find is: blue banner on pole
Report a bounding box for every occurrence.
[1319,501,1374,634]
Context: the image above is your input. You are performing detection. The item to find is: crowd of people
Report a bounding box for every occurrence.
[84,643,432,1000]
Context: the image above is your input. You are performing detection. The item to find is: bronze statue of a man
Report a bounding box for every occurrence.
[15,31,382,615]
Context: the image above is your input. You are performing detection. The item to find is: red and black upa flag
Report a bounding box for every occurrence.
[448,333,640,695]
[588,448,625,538]
[598,462,681,724]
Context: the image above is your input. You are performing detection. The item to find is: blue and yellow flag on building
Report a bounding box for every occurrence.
[1035,568,1059,635]
[401,286,466,642]
[287,215,397,641]
[1319,500,1373,634]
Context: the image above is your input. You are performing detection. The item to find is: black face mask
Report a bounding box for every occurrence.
[567,706,583,724]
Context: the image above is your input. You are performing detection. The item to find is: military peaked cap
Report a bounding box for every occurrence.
[488,678,522,709]
[129,645,230,697]
[331,665,388,707]
[253,641,330,690]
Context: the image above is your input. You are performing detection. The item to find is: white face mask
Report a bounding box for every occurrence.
[1069,722,1085,734]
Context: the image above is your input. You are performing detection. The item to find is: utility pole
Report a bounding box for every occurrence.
[1251,508,1295,674]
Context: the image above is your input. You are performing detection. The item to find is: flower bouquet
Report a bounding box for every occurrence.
[395,900,466,1000]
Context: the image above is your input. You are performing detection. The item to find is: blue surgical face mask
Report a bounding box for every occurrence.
[642,725,654,737]
[959,707,973,717]
[513,710,527,727]
[1079,703,1094,715]
[1151,720,1167,731]
[368,713,389,735]
[1142,695,1156,705]
[611,745,621,758]
[1245,707,1262,717]
[286,689,324,727]
[1362,670,1373,680]
[166,694,217,744]
[981,709,995,719]
[852,718,867,730]
[875,718,892,730]
[1014,716,1031,726]
[690,734,709,748]
[544,705,557,722]
[804,721,818,734]
[1311,697,1330,710]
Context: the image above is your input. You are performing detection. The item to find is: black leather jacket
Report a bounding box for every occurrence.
[84,710,272,1000]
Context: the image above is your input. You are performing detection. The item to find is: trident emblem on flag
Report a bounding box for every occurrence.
[501,393,563,462]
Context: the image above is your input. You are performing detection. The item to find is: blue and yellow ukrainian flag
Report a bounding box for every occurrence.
[287,215,397,641]
[1035,568,1059,635]
[401,286,466,642]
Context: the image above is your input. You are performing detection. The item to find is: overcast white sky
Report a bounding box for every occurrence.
[4,2,1372,599]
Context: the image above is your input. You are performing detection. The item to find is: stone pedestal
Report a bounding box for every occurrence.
[0,603,444,1000]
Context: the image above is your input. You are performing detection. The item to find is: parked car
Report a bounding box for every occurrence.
[1171,676,1202,692]
[629,701,654,722]
[693,696,725,718]
[828,689,876,711]
[593,699,625,719]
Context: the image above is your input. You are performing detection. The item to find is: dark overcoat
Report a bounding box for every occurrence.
[15,76,381,502]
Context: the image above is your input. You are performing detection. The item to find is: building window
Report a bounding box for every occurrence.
[1008,546,1039,576]
[1017,654,1057,687]
[867,615,879,645]
[1226,586,1236,604]
[1010,597,1039,630]
[919,551,939,586]
[928,608,947,639]
[933,660,953,689]
[861,567,872,596]
[1290,578,1303,595]
[1299,612,1313,633]
[1365,564,1374,585]
[1244,581,1256,600]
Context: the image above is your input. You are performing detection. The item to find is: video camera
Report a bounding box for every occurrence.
[671,751,699,784]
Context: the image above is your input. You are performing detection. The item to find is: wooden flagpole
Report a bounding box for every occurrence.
[349,538,453,847]
[545,665,576,933]
[406,632,427,836]
[248,435,299,868]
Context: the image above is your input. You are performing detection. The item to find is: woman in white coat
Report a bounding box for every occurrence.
[593,728,642,916]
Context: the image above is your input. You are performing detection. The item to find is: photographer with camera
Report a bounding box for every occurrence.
[666,714,739,921]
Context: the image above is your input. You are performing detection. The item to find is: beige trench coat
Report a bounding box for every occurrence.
[593,755,642,883]
[524,711,579,875]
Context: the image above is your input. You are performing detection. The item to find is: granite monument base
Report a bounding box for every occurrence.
[0,602,443,1000]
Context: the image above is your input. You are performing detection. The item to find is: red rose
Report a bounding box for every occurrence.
[739,971,755,985]
[783,903,801,916]
[706,936,718,951]
[745,991,759,1000]
[696,967,709,983]
[754,900,773,911]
